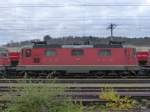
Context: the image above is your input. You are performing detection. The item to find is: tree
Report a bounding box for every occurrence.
[43,35,52,41]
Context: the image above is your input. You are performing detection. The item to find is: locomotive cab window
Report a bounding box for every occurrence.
[0,53,7,57]
[0,49,7,57]
[25,49,31,57]
[98,49,111,56]
[45,49,56,56]
[71,49,84,56]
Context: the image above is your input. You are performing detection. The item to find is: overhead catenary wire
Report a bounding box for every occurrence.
[0,16,150,22]
[1,18,150,21]
[1,16,150,19]
[0,3,149,39]
[0,27,150,31]
[1,3,150,8]
[0,23,149,27]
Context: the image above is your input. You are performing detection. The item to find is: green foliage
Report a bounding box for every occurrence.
[99,87,138,111]
[3,84,84,112]
[86,105,107,112]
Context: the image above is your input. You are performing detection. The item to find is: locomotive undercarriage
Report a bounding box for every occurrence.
[2,68,150,79]
[0,64,148,79]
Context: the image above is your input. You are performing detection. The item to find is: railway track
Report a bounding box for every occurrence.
[0,78,150,83]
[0,78,149,102]
[0,79,149,112]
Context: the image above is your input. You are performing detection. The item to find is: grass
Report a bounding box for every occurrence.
[1,82,85,112]
[99,87,139,111]
[0,80,141,112]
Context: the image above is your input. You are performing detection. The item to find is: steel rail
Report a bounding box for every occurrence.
[0,78,149,83]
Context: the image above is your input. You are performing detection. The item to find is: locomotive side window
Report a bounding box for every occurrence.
[45,49,56,56]
[98,49,111,56]
[72,49,84,56]
[0,49,7,57]
[25,49,31,57]
[0,52,7,57]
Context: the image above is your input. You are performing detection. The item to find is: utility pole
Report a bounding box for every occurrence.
[107,23,117,41]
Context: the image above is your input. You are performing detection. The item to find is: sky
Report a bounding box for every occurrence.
[0,0,150,44]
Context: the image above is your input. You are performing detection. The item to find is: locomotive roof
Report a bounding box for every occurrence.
[33,44,123,48]
[62,45,93,48]
[32,41,123,48]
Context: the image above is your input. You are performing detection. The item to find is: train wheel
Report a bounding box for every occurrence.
[95,72,105,78]
[120,72,129,79]
[38,72,47,79]
[0,71,6,79]
[47,71,56,79]
[129,71,136,77]
[23,72,28,79]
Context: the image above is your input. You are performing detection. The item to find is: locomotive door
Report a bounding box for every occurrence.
[21,49,32,65]
[32,49,41,64]
[125,48,134,65]
[23,49,31,58]
[125,48,130,65]
[71,49,84,65]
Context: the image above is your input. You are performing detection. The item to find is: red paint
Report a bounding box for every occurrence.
[9,52,20,62]
[0,49,10,66]
[136,51,149,62]
[19,47,137,68]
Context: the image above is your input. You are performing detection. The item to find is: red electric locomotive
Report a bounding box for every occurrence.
[146,50,150,66]
[9,52,20,66]
[136,51,149,65]
[0,48,10,75]
[15,41,139,78]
